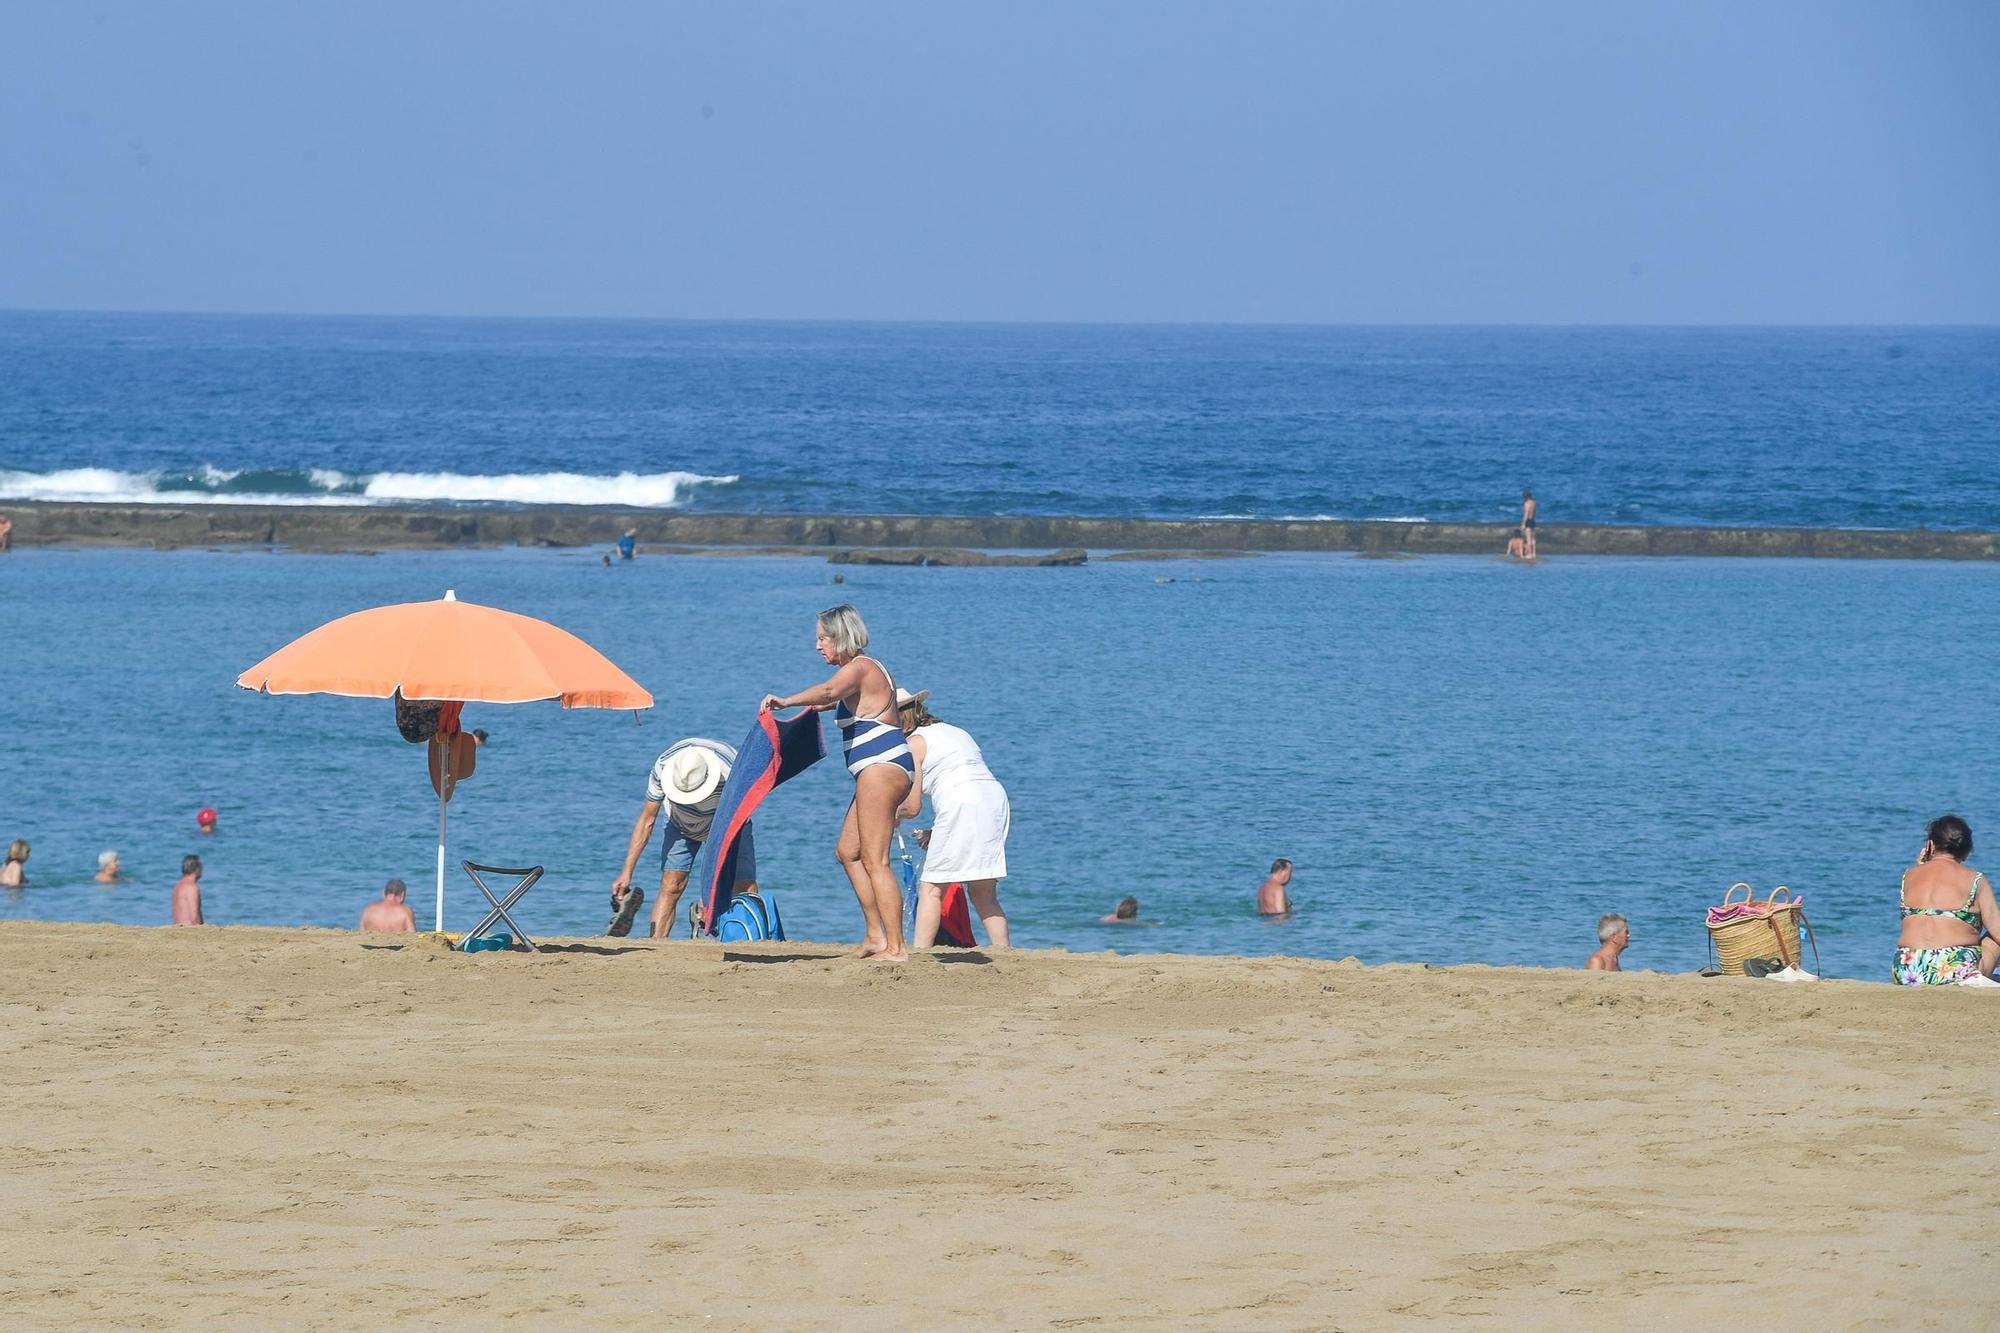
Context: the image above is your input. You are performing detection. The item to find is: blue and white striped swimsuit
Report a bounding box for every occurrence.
[835,656,915,780]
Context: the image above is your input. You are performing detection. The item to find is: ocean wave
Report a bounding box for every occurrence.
[0,466,738,508]
[360,470,734,506]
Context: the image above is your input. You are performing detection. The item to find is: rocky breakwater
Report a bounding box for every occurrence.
[828,547,1087,567]
[7,501,2000,561]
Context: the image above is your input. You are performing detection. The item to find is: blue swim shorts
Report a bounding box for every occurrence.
[661,819,755,882]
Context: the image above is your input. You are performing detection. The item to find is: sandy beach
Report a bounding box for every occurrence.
[2,923,1992,1328]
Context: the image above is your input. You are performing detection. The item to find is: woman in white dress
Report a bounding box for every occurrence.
[894,689,1011,948]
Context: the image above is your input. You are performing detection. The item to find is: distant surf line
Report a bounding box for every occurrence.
[0,466,740,508]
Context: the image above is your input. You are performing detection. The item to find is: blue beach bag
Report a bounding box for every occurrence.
[714,892,785,943]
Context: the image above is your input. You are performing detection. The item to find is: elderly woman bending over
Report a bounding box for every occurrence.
[1894,814,2000,985]
[761,604,913,962]
[895,690,1012,948]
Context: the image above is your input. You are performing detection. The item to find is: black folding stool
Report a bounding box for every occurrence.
[459,861,544,952]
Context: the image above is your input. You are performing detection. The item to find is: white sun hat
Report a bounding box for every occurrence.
[666,745,727,806]
[894,687,930,711]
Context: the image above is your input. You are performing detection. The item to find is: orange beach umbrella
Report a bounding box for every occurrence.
[238,590,653,929]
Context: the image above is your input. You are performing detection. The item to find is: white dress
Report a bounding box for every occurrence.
[915,723,1010,882]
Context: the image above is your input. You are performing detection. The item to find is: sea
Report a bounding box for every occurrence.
[3,312,1998,979]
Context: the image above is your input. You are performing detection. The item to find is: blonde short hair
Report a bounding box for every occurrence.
[817,604,870,660]
[5,839,26,863]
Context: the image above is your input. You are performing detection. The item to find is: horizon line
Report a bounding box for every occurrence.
[3,305,1995,333]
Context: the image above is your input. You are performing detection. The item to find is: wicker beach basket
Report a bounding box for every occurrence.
[1706,883,1819,976]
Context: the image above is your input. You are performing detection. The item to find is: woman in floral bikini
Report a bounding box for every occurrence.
[1893,814,2000,985]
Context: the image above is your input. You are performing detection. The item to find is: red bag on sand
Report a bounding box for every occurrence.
[937,882,977,948]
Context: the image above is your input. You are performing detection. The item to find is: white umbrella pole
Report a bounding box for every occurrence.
[435,780,448,933]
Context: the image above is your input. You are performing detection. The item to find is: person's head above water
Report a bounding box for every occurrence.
[5,838,27,864]
[1269,858,1293,882]
[196,807,217,831]
[181,854,203,878]
[98,850,118,871]
[383,878,407,900]
[1114,896,1139,920]
[1925,814,1972,862]
[1597,913,1629,943]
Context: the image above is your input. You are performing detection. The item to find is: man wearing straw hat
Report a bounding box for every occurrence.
[610,737,757,938]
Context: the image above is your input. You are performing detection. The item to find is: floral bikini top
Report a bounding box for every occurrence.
[1899,868,1984,926]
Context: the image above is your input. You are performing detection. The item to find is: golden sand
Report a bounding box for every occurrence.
[2,921,1992,1328]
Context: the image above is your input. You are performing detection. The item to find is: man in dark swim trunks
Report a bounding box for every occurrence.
[1520,489,1538,561]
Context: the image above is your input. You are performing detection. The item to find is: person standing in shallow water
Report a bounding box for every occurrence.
[1519,489,1538,561]
[1,839,28,887]
[761,604,913,963]
[1256,859,1293,915]
[172,855,205,925]
[360,879,416,933]
[1586,914,1629,970]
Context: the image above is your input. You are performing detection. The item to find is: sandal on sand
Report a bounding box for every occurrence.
[1741,957,1784,978]
[606,887,645,937]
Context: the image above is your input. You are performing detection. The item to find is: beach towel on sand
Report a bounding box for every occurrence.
[695,709,825,934]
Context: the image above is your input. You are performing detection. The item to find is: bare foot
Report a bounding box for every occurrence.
[869,949,910,964]
[855,937,887,958]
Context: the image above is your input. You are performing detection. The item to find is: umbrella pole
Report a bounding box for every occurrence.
[435,779,448,933]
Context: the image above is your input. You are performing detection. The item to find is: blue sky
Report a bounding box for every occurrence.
[2,1,1994,322]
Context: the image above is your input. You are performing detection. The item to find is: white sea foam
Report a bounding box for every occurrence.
[0,468,165,502]
[360,470,737,507]
[0,466,738,508]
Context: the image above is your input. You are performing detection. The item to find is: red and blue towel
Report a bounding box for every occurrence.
[696,709,826,933]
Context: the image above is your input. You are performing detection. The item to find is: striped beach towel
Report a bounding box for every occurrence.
[694,709,826,934]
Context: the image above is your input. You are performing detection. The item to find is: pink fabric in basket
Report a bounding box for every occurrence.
[1706,898,1803,927]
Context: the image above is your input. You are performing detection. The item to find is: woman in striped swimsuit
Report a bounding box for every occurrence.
[761,603,914,962]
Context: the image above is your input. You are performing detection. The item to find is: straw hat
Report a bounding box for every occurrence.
[894,687,930,712]
[665,746,726,806]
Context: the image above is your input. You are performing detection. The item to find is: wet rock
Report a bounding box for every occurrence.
[828,547,1087,568]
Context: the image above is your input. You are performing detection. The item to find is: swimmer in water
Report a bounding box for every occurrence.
[1256,859,1293,915]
